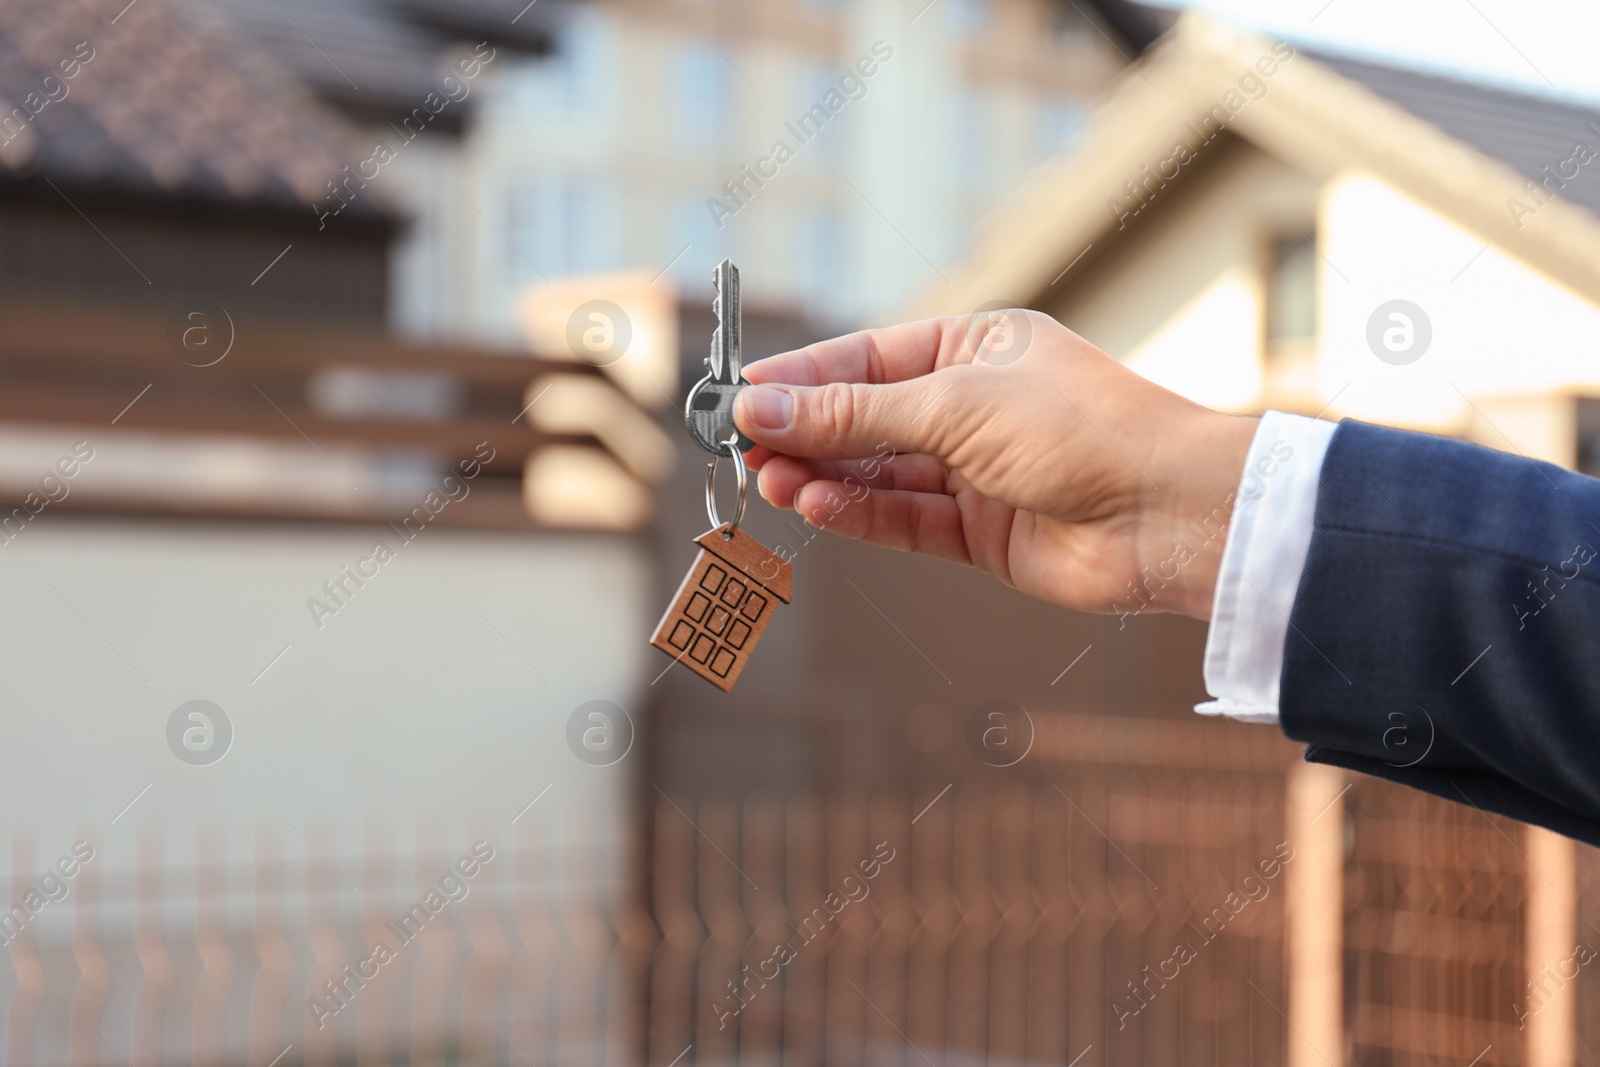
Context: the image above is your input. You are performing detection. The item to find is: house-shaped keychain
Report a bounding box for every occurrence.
[649,522,792,691]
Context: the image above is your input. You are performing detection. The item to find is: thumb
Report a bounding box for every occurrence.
[733,379,943,460]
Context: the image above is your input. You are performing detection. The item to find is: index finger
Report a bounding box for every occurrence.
[743,317,950,388]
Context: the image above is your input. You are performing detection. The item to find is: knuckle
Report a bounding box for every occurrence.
[815,381,862,440]
[903,498,923,557]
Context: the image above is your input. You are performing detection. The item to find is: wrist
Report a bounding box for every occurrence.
[1142,409,1260,621]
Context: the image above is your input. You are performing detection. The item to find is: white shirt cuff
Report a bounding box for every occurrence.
[1194,410,1337,725]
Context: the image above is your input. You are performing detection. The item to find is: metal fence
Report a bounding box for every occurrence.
[1343,779,1526,1066]
[3,714,1592,1066]
[2,824,643,1067]
[645,781,1288,1067]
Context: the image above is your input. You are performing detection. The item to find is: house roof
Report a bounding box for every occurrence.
[695,526,793,603]
[181,0,442,118]
[904,14,1600,319]
[392,0,561,55]
[173,0,559,130]
[1311,51,1600,220]
[1079,0,1180,53]
[0,0,377,217]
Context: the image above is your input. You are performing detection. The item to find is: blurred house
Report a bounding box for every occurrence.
[894,13,1600,1064]
[912,14,1600,469]
[0,0,391,324]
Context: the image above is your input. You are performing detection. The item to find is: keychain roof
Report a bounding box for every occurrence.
[691,524,793,604]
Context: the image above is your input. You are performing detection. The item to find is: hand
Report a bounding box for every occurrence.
[732,311,1258,621]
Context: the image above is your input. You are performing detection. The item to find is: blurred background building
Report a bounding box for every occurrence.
[4,0,1600,1065]
[173,0,1139,337]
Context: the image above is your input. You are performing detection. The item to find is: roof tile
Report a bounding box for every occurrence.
[0,0,381,215]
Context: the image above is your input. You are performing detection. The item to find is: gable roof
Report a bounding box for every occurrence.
[905,14,1600,319]
[0,0,377,218]
[1312,52,1600,220]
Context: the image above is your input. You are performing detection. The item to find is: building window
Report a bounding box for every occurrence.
[507,12,611,119]
[1578,398,1600,478]
[505,176,616,281]
[674,43,731,146]
[672,197,731,284]
[796,208,843,312]
[1266,233,1318,349]
[794,62,842,164]
[946,87,985,192]
[560,14,612,115]
[946,0,989,31]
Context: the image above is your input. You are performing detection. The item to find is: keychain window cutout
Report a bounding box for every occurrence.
[650,521,792,691]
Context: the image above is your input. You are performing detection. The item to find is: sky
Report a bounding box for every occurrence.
[1147,0,1600,106]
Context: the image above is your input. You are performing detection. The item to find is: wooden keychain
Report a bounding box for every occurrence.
[649,259,792,691]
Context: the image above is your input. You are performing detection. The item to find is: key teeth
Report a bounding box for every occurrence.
[708,259,739,383]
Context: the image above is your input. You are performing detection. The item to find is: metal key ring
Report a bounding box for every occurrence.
[704,439,747,539]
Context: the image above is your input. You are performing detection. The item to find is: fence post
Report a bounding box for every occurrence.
[1286,763,1345,1067]
[1524,825,1576,1067]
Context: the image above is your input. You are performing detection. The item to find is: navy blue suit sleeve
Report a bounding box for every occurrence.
[1279,419,1600,845]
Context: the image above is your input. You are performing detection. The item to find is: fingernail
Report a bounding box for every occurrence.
[743,385,793,429]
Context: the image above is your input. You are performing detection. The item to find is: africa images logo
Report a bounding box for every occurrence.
[1366,299,1431,365]
[166,700,232,766]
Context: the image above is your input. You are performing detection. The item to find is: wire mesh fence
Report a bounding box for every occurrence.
[1342,778,1527,1066]
[0,716,1590,1066]
[2,823,642,1067]
[645,774,1292,1067]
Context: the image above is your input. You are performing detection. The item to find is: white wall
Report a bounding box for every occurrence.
[0,517,652,876]
[1318,169,1600,429]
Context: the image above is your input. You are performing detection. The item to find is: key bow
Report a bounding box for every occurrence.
[685,258,754,455]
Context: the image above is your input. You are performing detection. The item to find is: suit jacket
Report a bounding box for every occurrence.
[1280,419,1600,845]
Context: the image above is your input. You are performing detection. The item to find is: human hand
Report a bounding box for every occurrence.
[732,311,1258,621]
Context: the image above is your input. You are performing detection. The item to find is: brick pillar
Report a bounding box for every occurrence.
[1524,825,1577,1067]
[1286,762,1346,1067]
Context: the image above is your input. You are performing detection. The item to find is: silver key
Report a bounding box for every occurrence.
[685,258,753,455]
